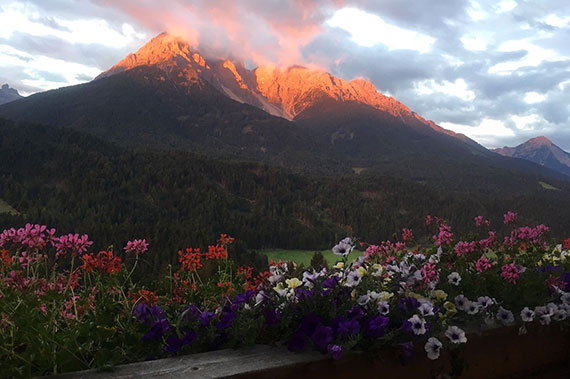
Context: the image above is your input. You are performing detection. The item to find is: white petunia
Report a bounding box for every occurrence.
[477,296,493,309]
[496,306,515,325]
[553,309,567,322]
[408,314,427,335]
[357,294,370,306]
[445,326,467,344]
[535,306,553,325]
[520,307,534,322]
[345,270,362,287]
[332,238,354,256]
[447,272,461,286]
[466,301,479,315]
[424,337,443,360]
[378,300,390,315]
[560,292,570,304]
[418,301,435,317]
[454,294,469,311]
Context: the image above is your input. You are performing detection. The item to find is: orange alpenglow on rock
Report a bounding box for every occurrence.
[96,32,466,140]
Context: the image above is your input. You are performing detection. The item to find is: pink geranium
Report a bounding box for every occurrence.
[124,239,149,255]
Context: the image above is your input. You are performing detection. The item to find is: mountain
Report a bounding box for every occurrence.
[0,84,22,105]
[97,33,475,144]
[493,136,570,177]
[0,32,568,188]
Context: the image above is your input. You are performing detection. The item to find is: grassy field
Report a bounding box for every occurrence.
[259,249,364,267]
[0,198,19,215]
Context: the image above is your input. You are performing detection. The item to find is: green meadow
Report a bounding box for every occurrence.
[259,248,364,267]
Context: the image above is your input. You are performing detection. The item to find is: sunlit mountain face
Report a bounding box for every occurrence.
[97,33,473,143]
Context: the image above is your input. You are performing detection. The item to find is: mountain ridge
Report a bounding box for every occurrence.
[493,136,570,176]
[0,84,22,105]
[97,32,476,146]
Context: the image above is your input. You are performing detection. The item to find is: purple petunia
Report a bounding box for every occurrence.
[299,314,321,335]
[216,312,236,330]
[399,297,420,312]
[322,275,340,290]
[198,311,215,327]
[143,319,170,341]
[234,290,255,304]
[311,325,333,349]
[365,315,389,338]
[337,319,360,336]
[347,305,365,321]
[263,308,280,326]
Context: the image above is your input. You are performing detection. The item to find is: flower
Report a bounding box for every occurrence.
[475,256,493,273]
[496,306,515,325]
[406,315,427,335]
[378,291,394,301]
[143,319,170,341]
[55,233,93,258]
[432,290,448,302]
[424,337,443,360]
[504,211,518,225]
[445,326,467,344]
[418,302,435,317]
[520,307,534,322]
[365,315,389,338]
[448,272,461,286]
[477,296,493,309]
[466,301,479,315]
[332,238,354,256]
[454,295,469,311]
[327,344,343,360]
[345,270,362,287]
[377,300,390,315]
[286,278,302,289]
[311,325,333,349]
[124,239,149,255]
[337,319,360,336]
[501,263,525,284]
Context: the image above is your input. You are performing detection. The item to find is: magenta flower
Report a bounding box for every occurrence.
[474,216,490,228]
[124,239,149,255]
[0,224,56,250]
[503,211,518,225]
[433,223,453,246]
[54,233,93,258]
[475,256,492,273]
[454,241,476,256]
[501,263,524,284]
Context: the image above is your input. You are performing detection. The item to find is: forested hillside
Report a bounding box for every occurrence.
[2,118,570,274]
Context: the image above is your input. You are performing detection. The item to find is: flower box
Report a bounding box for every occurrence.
[48,324,569,378]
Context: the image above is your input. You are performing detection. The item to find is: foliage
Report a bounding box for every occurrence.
[2,213,570,377]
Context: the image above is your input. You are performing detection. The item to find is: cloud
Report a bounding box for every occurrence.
[1,0,570,150]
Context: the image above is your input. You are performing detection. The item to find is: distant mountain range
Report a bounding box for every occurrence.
[0,84,22,105]
[493,136,570,177]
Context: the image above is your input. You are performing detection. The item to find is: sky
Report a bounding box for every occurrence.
[1,0,569,149]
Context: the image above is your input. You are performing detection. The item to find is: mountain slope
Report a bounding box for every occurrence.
[1,32,568,187]
[0,84,22,105]
[98,33,476,145]
[493,137,570,177]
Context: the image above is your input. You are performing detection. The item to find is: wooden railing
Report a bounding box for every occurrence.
[48,325,569,378]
